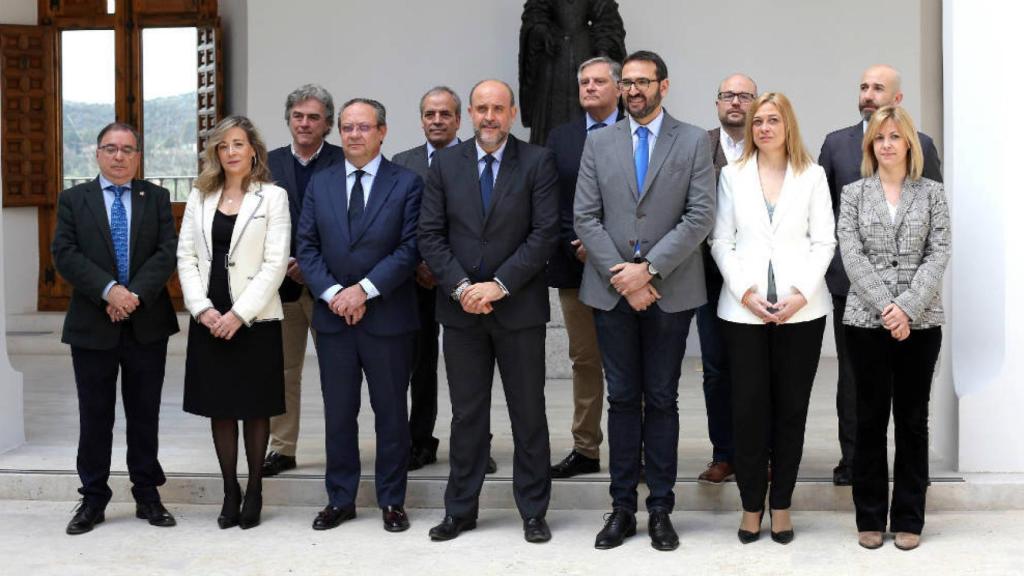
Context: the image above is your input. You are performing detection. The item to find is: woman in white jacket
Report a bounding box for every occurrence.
[177,116,290,530]
[710,92,835,545]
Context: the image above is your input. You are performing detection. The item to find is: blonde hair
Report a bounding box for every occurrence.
[195,115,272,195]
[860,105,924,180]
[739,92,812,174]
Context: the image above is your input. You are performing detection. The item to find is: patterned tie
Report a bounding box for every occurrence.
[588,122,607,131]
[348,169,365,229]
[109,185,130,285]
[480,154,495,216]
[635,126,650,198]
[428,149,435,167]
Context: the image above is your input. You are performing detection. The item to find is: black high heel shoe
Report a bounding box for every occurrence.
[217,482,242,529]
[737,510,764,544]
[239,489,262,530]
[769,509,794,544]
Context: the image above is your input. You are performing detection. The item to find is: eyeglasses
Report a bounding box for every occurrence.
[98,145,139,157]
[340,123,379,134]
[717,91,756,104]
[617,78,658,92]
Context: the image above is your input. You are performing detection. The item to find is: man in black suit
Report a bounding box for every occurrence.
[545,56,622,479]
[819,64,942,486]
[262,84,344,477]
[419,79,559,543]
[52,123,179,534]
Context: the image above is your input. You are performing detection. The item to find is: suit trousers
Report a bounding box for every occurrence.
[269,289,315,457]
[71,330,169,507]
[558,288,604,459]
[316,329,413,509]
[723,317,825,512]
[695,294,734,463]
[442,317,551,520]
[593,300,694,513]
[409,284,440,450]
[847,326,941,535]
[833,295,858,467]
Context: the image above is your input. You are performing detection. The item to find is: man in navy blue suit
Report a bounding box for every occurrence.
[297,98,423,533]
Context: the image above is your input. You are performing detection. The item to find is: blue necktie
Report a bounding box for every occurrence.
[589,122,607,131]
[348,169,365,229]
[109,185,130,285]
[635,126,649,198]
[480,154,495,216]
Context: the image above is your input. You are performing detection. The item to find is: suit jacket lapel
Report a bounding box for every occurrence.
[84,178,116,259]
[640,116,679,201]
[229,185,264,258]
[484,137,520,229]
[129,180,146,263]
[614,121,639,201]
[202,188,220,259]
[744,155,773,232]
[324,163,351,244]
[352,159,398,243]
[280,151,298,198]
[893,178,922,232]
[459,141,486,232]
[769,163,797,233]
[863,175,896,239]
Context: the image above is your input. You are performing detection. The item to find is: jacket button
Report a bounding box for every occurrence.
[891,260,898,268]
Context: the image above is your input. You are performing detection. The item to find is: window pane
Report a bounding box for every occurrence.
[61,30,115,190]
[142,27,198,202]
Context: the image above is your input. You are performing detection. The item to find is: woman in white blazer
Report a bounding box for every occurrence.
[710,92,835,544]
[177,116,290,530]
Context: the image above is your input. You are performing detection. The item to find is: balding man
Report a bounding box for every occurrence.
[418,79,559,543]
[819,64,942,486]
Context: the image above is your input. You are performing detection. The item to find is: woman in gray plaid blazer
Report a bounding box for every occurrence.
[837,106,951,551]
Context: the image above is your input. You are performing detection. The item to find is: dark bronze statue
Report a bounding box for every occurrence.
[519,0,626,145]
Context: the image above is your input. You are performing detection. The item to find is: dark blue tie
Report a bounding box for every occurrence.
[588,122,607,131]
[348,169,365,229]
[635,126,650,198]
[480,154,495,216]
[109,185,130,285]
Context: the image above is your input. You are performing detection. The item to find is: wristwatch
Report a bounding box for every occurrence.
[644,259,659,277]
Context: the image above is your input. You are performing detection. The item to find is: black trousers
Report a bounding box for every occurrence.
[833,295,858,468]
[409,284,440,450]
[847,326,941,534]
[723,317,825,512]
[442,317,551,520]
[70,330,169,507]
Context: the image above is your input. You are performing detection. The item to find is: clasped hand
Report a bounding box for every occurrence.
[741,289,807,324]
[105,284,139,323]
[460,281,505,314]
[881,303,911,341]
[330,285,368,325]
[198,308,243,340]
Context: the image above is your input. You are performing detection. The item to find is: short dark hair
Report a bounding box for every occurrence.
[340,98,387,126]
[623,50,668,81]
[96,122,142,150]
[285,84,336,135]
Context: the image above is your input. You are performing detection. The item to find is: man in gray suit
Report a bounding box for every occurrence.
[575,50,716,551]
[819,64,942,487]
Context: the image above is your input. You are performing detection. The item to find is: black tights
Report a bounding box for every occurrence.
[211,418,270,496]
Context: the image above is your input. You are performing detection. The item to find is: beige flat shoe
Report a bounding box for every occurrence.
[858,531,883,549]
[894,532,921,550]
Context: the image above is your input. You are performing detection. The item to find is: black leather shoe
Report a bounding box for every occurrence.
[217,483,242,529]
[382,505,410,532]
[550,450,600,479]
[66,501,105,535]
[833,463,852,486]
[312,505,356,530]
[770,510,795,544]
[239,490,262,529]
[594,508,636,549]
[429,514,477,541]
[262,451,297,477]
[737,510,764,544]
[523,517,551,543]
[408,442,439,471]
[648,510,679,551]
[135,501,176,527]
[486,455,498,475]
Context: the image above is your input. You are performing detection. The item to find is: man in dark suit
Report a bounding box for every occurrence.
[545,56,623,479]
[419,79,559,543]
[52,122,179,535]
[819,64,943,486]
[575,50,716,551]
[695,73,758,486]
[263,84,344,477]
[298,98,423,533]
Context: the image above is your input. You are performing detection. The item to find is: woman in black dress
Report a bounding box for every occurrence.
[177,116,290,529]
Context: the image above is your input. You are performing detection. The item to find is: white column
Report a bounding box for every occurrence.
[0,204,26,453]
[945,0,1024,472]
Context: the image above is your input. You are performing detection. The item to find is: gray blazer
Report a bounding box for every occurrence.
[574,112,716,312]
[837,175,951,328]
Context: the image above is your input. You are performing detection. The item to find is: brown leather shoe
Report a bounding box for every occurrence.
[697,461,735,485]
[858,531,883,549]
[894,532,920,551]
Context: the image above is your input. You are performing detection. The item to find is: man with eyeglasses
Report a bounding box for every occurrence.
[263,84,345,478]
[818,64,942,487]
[575,50,715,551]
[545,56,624,480]
[694,74,758,487]
[298,98,423,533]
[52,122,180,535]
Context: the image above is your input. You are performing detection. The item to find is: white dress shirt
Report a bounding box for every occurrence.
[628,109,664,157]
[426,138,459,166]
[719,129,745,164]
